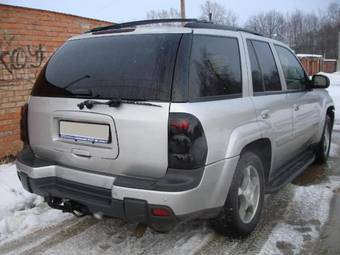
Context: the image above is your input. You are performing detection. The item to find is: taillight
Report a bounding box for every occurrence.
[151,208,171,217]
[20,103,29,145]
[168,113,207,169]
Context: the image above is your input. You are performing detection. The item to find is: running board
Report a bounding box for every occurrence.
[265,150,315,193]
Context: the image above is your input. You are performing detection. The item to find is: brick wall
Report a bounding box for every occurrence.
[0,4,111,159]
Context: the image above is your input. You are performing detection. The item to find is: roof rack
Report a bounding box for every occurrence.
[86,18,198,33]
[86,18,263,37]
[184,22,263,36]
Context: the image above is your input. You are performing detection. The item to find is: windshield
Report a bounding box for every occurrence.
[32,34,182,101]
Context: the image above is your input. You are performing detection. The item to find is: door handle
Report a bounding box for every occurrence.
[293,104,300,111]
[71,148,91,157]
[260,109,271,119]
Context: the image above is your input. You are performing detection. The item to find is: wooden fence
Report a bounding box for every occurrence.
[297,54,337,76]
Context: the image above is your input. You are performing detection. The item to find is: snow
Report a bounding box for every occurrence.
[0,164,35,220]
[321,71,340,86]
[0,163,72,243]
[259,182,337,255]
[322,71,340,122]
[297,54,323,58]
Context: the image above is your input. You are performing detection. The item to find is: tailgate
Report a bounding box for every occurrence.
[28,97,170,178]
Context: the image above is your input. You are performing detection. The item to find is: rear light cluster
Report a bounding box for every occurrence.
[168,113,207,169]
[20,103,29,145]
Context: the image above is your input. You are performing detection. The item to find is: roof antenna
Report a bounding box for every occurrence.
[209,12,212,22]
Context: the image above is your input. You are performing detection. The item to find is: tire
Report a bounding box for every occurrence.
[210,151,265,237]
[315,115,332,164]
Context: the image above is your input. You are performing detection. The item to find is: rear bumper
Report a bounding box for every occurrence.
[17,171,176,225]
[16,148,239,220]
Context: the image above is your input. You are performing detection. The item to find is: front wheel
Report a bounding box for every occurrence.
[315,115,332,164]
[210,151,264,237]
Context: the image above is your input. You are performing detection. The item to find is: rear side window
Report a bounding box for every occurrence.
[247,41,263,92]
[189,35,242,99]
[275,45,308,90]
[32,34,181,101]
[247,40,281,92]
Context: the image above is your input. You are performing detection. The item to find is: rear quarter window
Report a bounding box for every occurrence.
[188,35,242,100]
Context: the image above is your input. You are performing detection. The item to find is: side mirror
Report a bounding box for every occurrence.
[311,74,330,89]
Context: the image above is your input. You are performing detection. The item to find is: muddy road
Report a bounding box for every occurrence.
[1,127,340,255]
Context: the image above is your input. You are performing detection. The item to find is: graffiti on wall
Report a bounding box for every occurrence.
[0,31,47,82]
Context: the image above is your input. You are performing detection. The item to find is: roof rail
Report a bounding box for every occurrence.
[184,22,263,36]
[86,18,263,37]
[86,18,199,33]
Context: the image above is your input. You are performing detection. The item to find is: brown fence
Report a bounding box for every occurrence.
[297,54,337,76]
[323,59,337,73]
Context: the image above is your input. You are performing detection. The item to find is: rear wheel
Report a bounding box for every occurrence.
[315,115,332,164]
[210,151,264,237]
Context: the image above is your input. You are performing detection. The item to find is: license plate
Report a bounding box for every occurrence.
[59,121,110,144]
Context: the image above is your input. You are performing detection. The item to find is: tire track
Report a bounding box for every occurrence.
[0,216,98,255]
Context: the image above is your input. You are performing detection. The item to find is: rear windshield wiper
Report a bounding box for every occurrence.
[64,75,91,89]
[77,98,162,110]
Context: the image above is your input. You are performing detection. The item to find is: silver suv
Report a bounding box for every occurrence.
[16,19,335,236]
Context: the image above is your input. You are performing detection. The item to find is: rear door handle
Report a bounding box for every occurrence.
[71,148,91,157]
[260,109,271,119]
[293,104,300,111]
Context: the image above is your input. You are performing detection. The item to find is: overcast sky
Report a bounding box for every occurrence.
[1,0,334,24]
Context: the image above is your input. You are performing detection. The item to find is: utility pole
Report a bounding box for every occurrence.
[180,0,186,19]
[337,32,340,71]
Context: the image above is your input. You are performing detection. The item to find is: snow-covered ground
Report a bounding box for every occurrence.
[0,71,340,255]
[0,164,72,244]
[323,71,340,121]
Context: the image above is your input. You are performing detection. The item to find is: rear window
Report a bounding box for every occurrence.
[188,35,242,99]
[32,34,182,101]
[247,40,282,92]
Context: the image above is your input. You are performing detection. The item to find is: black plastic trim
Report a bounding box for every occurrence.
[87,19,199,33]
[114,167,204,192]
[17,171,223,226]
[171,33,192,102]
[266,149,315,193]
[17,172,177,224]
[16,147,53,168]
[189,93,242,102]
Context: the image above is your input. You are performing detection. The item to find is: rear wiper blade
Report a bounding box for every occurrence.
[64,75,91,89]
[77,98,162,110]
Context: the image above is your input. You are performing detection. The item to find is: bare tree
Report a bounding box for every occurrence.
[200,0,238,26]
[146,8,180,20]
[244,2,338,59]
[245,10,286,40]
[284,10,304,47]
[326,1,340,25]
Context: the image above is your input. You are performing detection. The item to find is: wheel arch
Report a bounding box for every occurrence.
[225,122,272,183]
[327,105,335,128]
[240,138,272,184]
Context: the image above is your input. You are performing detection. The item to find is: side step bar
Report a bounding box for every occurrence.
[265,150,315,193]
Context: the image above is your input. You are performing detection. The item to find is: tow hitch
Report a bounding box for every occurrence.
[45,196,90,217]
